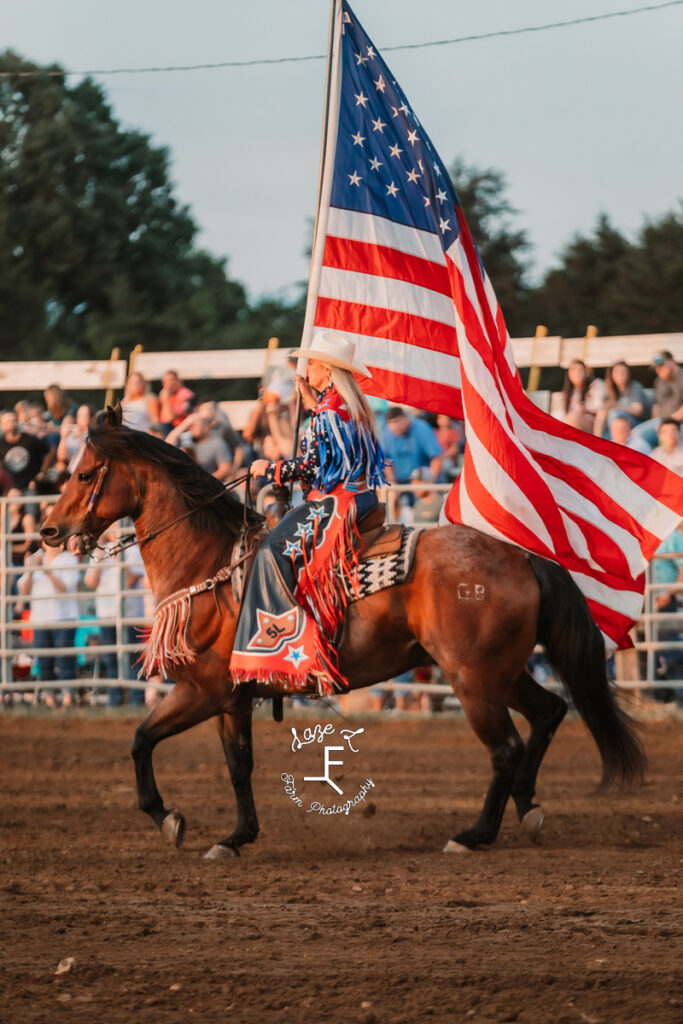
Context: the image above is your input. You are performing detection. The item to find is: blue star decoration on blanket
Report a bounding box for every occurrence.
[283,539,303,558]
[307,507,327,524]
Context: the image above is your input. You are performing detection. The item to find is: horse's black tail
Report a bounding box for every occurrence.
[528,553,645,789]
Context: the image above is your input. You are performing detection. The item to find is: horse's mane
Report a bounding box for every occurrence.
[88,409,262,538]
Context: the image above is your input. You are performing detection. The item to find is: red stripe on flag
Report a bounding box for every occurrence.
[324,235,452,298]
[314,296,459,356]
[360,365,462,418]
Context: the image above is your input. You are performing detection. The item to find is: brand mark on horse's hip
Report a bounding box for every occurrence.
[457,583,486,601]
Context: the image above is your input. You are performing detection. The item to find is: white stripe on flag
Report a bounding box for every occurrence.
[319,266,457,327]
[327,206,446,265]
[324,329,462,387]
[463,419,556,552]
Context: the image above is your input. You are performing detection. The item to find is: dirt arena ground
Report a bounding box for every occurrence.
[1,710,681,1024]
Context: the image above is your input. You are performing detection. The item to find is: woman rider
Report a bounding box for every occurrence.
[229,332,385,694]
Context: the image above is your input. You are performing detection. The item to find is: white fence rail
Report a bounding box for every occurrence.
[1,491,682,704]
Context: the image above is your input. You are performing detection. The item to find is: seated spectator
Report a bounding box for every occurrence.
[166,411,233,480]
[410,467,444,524]
[56,404,93,473]
[558,360,606,435]
[22,401,49,437]
[651,522,683,700]
[43,384,77,446]
[632,351,683,448]
[5,488,38,592]
[435,414,464,480]
[608,411,652,454]
[121,372,160,432]
[195,399,242,463]
[649,418,683,475]
[382,407,443,521]
[17,540,80,707]
[0,410,51,493]
[597,360,649,435]
[157,369,195,434]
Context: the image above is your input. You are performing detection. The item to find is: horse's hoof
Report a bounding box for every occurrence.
[161,809,185,848]
[522,805,545,843]
[203,843,240,861]
[443,839,473,854]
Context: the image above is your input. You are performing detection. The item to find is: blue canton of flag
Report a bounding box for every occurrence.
[331,10,458,241]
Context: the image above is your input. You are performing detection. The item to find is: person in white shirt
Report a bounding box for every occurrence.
[650,419,683,476]
[18,541,80,705]
[84,528,147,706]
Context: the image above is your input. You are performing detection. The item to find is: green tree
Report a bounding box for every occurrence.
[527,213,633,337]
[448,156,532,333]
[0,51,251,359]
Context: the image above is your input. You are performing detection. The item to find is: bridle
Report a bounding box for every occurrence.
[77,455,255,558]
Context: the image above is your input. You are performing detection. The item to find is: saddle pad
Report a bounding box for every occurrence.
[352,526,420,602]
[233,525,421,605]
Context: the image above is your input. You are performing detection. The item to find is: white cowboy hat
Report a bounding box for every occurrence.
[289,331,372,377]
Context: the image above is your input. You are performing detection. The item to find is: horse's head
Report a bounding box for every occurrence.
[40,405,140,554]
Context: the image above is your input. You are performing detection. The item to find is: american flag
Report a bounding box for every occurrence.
[301,0,683,649]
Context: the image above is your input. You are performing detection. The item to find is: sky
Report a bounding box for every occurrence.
[4,1,683,302]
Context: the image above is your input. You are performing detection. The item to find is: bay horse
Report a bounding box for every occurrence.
[40,407,644,859]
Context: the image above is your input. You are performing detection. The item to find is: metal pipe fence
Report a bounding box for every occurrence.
[1,490,682,705]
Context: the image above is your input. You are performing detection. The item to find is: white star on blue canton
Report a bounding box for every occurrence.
[348,171,362,187]
[436,189,448,203]
[351,131,365,147]
[439,217,451,234]
[389,143,403,159]
[366,46,376,59]
[374,75,385,93]
[355,51,369,66]
[284,645,309,668]
[283,540,302,558]
[406,168,420,184]
[372,117,386,133]
[369,156,383,171]
[354,91,368,108]
[406,129,419,146]
[386,181,399,197]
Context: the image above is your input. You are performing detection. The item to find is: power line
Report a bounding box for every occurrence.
[1,1,682,78]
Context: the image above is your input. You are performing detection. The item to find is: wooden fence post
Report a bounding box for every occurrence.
[104,348,120,409]
[526,325,547,394]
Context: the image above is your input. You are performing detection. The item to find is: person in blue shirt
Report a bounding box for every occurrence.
[651,524,683,701]
[382,407,442,521]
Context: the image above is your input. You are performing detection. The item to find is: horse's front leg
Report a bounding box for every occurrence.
[204,687,259,861]
[131,680,223,848]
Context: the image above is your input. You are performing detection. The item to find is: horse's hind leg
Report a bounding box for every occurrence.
[204,692,259,861]
[131,681,223,847]
[508,669,567,841]
[444,684,524,852]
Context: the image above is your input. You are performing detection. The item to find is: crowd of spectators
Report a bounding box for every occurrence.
[2,349,683,707]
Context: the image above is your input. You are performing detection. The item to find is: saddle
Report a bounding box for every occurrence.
[355,503,405,561]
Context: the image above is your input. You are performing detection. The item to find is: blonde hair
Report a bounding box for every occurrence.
[328,366,376,432]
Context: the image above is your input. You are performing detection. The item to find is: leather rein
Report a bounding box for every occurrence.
[79,460,256,560]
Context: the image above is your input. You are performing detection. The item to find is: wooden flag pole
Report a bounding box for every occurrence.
[291,0,339,461]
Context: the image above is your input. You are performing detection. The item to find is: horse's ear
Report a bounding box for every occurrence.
[96,403,123,428]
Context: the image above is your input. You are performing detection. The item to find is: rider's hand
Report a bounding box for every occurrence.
[296,376,318,412]
[249,459,270,478]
